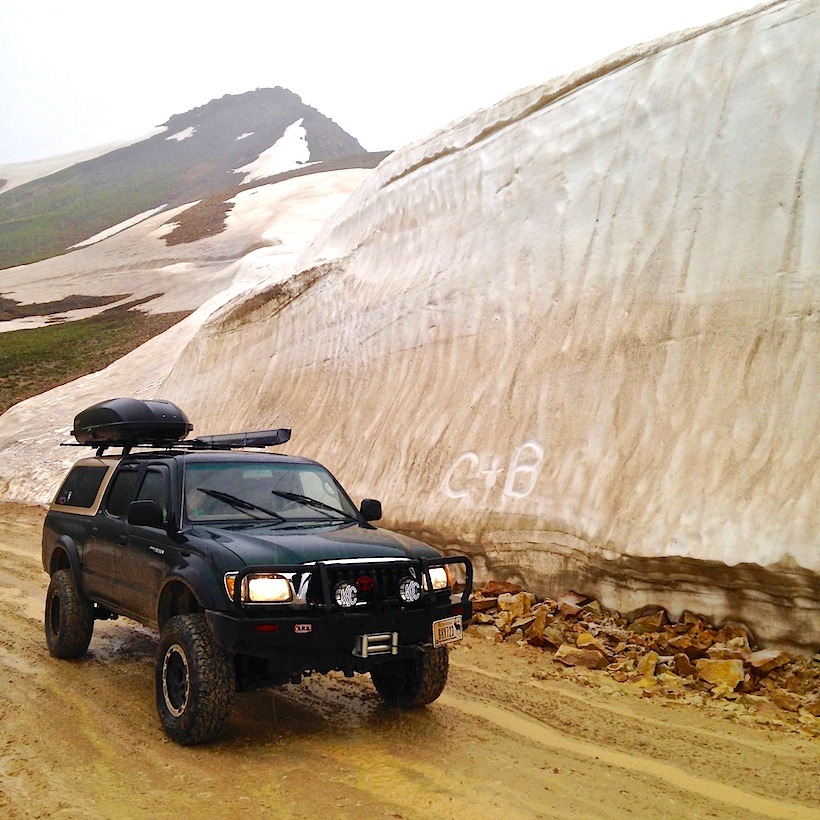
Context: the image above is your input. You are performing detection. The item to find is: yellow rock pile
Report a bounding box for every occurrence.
[468,581,819,734]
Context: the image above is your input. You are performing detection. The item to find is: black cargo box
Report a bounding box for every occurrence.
[72,398,192,445]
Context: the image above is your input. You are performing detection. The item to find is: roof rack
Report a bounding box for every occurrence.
[62,429,292,457]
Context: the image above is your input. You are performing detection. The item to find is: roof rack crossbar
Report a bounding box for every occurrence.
[61,428,292,454]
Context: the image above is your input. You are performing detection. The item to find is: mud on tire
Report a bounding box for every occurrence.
[45,568,94,659]
[156,613,234,746]
[370,645,449,708]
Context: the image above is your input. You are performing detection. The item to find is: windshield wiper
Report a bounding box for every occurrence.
[271,490,358,521]
[198,488,285,522]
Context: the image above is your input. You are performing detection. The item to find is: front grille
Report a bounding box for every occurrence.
[307,562,427,610]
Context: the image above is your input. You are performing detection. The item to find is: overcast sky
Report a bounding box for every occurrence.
[0,0,761,165]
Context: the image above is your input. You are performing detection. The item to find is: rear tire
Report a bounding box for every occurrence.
[370,645,449,708]
[155,613,234,745]
[44,569,94,659]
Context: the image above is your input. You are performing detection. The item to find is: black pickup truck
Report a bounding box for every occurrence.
[42,398,472,745]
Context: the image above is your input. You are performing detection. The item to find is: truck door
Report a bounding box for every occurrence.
[125,465,175,624]
[83,463,141,607]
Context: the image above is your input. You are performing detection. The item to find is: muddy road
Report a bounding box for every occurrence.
[0,503,817,819]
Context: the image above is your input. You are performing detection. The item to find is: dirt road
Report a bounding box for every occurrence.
[0,503,817,819]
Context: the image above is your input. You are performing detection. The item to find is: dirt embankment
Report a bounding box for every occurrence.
[0,503,817,819]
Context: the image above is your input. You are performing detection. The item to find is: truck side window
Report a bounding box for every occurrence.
[136,469,169,523]
[104,467,141,518]
[55,465,108,508]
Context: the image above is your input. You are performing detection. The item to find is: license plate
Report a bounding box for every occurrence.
[432,616,463,647]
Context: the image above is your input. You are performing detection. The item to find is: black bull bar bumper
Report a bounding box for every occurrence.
[205,556,472,668]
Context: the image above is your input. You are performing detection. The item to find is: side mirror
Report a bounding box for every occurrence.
[128,499,165,529]
[360,498,382,522]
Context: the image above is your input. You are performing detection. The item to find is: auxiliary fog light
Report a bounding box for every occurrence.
[398,577,421,603]
[334,581,358,608]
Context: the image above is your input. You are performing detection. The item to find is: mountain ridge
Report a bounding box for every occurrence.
[0,87,369,269]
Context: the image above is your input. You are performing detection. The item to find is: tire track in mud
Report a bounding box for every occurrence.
[450,657,804,756]
[441,693,816,820]
[448,645,819,812]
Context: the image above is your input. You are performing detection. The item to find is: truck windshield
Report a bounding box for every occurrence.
[184,461,359,523]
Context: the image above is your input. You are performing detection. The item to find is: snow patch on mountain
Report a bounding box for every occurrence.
[234,118,315,182]
[70,205,168,248]
[166,127,196,142]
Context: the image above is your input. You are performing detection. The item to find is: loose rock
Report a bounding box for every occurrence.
[497,592,532,619]
[630,610,668,635]
[696,659,745,691]
[674,653,697,678]
[746,649,791,674]
[554,644,609,670]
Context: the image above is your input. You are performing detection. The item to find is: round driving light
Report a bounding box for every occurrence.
[398,577,421,603]
[334,581,358,608]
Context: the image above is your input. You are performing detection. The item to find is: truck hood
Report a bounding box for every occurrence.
[186,521,440,566]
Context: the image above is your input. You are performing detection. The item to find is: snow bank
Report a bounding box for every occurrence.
[160,0,819,647]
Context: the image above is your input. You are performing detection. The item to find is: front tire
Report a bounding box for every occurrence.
[370,645,449,708]
[155,613,234,745]
[44,568,94,658]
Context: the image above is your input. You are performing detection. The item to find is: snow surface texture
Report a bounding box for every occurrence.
[160,0,818,647]
[0,170,367,331]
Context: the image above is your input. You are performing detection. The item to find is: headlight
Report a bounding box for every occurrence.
[224,572,293,603]
[247,574,293,603]
[426,566,450,591]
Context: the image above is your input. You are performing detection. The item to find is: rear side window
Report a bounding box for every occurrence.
[104,467,141,518]
[55,466,108,508]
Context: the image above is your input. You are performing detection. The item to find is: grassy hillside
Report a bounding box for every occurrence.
[0,300,190,413]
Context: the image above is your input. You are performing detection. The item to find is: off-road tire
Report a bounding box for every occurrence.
[155,613,234,746]
[370,645,449,708]
[44,568,94,659]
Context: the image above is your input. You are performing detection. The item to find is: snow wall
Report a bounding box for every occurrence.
[160,1,819,648]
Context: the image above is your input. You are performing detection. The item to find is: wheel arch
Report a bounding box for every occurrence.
[157,578,204,630]
[48,536,84,594]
